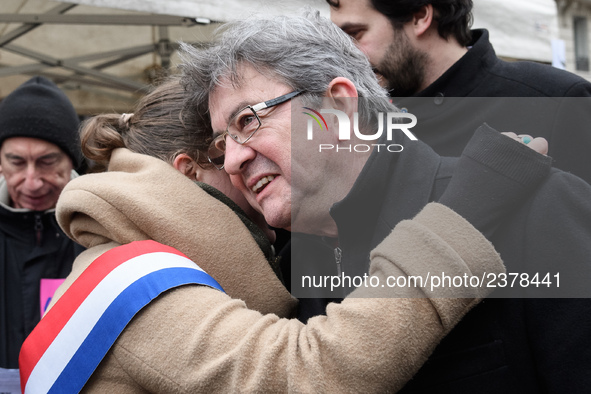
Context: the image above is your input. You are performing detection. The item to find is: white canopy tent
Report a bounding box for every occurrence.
[66,0,562,63]
[65,0,329,21]
[0,0,328,113]
[0,0,559,113]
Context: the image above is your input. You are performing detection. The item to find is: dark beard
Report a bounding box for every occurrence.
[377,33,428,97]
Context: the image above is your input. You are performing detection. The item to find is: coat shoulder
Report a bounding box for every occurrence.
[487,59,591,97]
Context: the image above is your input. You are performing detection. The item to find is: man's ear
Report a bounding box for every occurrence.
[411,4,434,38]
[326,77,359,120]
[327,76,358,99]
[172,153,198,180]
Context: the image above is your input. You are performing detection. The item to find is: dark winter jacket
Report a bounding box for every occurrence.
[396,29,591,184]
[0,174,83,369]
[294,126,591,392]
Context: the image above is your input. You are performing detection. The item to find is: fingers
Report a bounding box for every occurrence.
[500,132,548,156]
[521,135,548,155]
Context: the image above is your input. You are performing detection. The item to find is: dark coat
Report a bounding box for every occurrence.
[0,180,83,369]
[395,29,591,185]
[294,127,591,392]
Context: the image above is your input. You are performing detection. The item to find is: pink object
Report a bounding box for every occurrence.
[40,278,66,318]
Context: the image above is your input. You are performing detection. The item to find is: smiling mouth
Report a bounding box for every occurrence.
[25,194,46,201]
[252,175,276,194]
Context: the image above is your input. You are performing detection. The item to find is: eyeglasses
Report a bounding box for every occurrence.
[207,90,302,170]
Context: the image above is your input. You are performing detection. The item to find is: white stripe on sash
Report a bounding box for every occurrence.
[25,251,202,394]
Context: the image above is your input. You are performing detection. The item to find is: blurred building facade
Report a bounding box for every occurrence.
[473,0,591,82]
[556,0,591,80]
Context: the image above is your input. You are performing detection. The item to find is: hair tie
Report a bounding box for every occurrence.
[119,113,134,129]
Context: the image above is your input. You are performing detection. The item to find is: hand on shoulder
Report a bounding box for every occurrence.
[501,132,548,156]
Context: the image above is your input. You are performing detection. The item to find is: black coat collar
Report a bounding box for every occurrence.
[417,29,497,98]
[330,135,443,277]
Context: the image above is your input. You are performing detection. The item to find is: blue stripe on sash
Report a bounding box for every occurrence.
[48,267,223,393]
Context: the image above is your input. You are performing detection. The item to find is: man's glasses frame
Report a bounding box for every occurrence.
[207,90,302,170]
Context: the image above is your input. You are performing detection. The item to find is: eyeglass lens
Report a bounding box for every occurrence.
[228,107,261,143]
[207,135,226,169]
[207,91,302,170]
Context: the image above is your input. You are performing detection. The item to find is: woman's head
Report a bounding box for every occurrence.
[81,75,205,169]
[80,75,273,240]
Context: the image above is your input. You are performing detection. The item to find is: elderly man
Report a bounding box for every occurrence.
[327,0,591,185]
[0,76,84,373]
[181,10,591,393]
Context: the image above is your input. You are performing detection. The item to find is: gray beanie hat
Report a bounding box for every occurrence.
[0,76,81,167]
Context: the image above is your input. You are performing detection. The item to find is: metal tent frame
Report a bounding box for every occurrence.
[0,0,561,111]
[0,0,327,111]
[0,2,212,97]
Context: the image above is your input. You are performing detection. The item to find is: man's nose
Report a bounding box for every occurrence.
[223,138,257,175]
[23,167,43,190]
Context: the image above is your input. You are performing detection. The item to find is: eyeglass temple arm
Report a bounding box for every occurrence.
[252,91,302,111]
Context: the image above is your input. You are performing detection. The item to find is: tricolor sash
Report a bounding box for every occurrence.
[19,240,224,394]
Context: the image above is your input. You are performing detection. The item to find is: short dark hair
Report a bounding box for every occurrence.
[327,0,473,47]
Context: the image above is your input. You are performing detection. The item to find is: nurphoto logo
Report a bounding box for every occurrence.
[303,108,418,153]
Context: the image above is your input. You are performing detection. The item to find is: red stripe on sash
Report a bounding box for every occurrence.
[19,240,187,385]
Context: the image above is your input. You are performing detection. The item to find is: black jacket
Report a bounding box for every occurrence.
[395,29,591,185]
[0,177,83,369]
[294,127,591,392]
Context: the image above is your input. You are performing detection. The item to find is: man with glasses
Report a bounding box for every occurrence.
[207,91,302,169]
[180,10,591,393]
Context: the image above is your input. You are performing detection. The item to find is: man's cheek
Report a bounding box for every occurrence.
[228,174,246,190]
[245,192,263,215]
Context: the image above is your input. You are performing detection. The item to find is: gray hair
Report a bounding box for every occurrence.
[179,9,394,137]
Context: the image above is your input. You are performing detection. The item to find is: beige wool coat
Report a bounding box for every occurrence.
[49,148,504,393]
